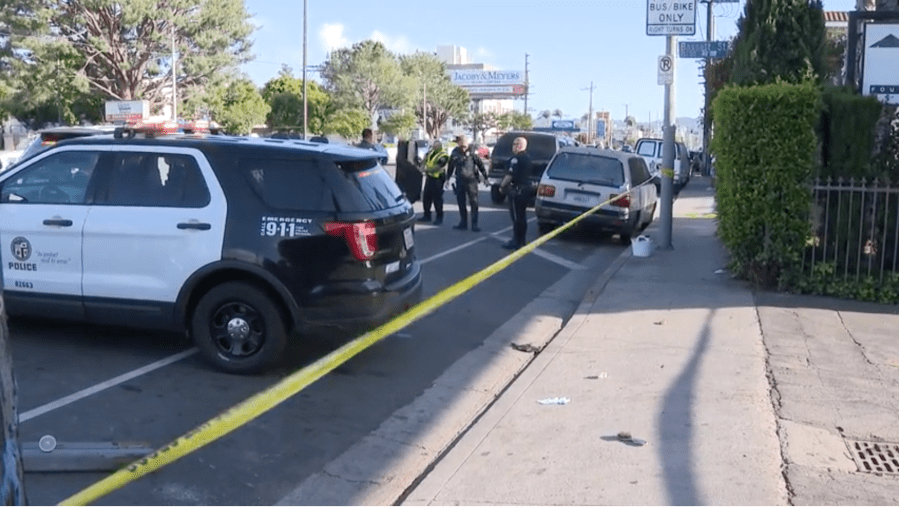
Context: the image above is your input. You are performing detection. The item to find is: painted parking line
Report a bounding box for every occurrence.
[19,348,199,423]
[491,234,587,271]
[21,221,521,423]
[419,235,493,265]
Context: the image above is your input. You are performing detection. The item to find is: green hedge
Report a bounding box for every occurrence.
[819,87,883,180]
[711,82,820,288]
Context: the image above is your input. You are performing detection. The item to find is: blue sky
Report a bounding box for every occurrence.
[241,0,857,125]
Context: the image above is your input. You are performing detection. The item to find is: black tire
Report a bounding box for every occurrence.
[191,282,288,374]
[538,221,555,234]
[642,203,657,231]
[490,184,506,204]
[620,212,641,244]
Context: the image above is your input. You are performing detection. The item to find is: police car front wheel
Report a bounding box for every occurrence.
[191,282,288,374]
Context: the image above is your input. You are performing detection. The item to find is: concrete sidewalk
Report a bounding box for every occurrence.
[401,176,899,506]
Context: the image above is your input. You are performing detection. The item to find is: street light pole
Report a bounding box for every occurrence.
[171,27,177,122]
[302,0,308,140]
[422,78,427,140]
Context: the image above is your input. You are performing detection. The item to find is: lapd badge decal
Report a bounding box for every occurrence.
[11,237,31,261]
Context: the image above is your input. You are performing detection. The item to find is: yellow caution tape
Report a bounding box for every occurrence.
[58,185,641,506]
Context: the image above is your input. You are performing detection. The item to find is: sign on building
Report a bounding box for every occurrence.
[449,70,526,99]
[596,119,607,139]
[646,0,697,36]
[104,100,149,123]
[862,22,899,105]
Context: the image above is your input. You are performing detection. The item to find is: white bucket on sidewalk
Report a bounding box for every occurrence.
[631,235,652,257]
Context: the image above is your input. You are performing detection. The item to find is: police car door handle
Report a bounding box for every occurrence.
[43,219,73,227]
[177,222,212,231]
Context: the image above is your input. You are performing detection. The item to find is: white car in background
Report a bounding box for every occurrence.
[535,147,658,244]
[634,137,691,191]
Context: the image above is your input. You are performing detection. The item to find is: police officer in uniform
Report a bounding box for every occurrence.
[419,141,449,224]
[499,136,532,249]
[447,135,488,232]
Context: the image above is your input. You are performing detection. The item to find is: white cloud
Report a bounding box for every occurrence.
[371,30,414,55]
[320,23,350,52]
[475,47,493,59]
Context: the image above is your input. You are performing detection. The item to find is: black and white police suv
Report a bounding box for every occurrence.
[0,125,422,373]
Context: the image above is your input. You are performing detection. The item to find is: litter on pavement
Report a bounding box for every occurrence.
[537,397,570,405]
[615,431,647,446]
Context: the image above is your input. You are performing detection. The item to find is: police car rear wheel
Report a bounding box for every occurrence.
[192,282,288,374]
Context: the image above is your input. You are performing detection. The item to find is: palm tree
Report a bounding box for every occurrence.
[552,109,563,120]
[539,110,552,120]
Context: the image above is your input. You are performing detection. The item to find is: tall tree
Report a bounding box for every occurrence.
[730,0,827,86]
[206,78,269,135]
[320,40,408,129]
[262,66,332,134]
[497,111,532,131]
[379,111,417,139]
[324,108,370,140]
[1,0,254,123]
[399,51,469,139]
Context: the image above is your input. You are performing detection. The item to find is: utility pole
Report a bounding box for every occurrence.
[171,27,177,122]
[302,0,308,140]
[523,53,530,115]
[581,82,596,144]
[701,0,714,175]
[659,35,677,250]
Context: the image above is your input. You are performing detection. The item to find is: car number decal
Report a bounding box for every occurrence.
[259,216,314,237]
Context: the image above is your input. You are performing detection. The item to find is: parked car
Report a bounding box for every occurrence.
[488,131,578,204]
[633,137,691,191]
[0,124,422,373]
[535,147,657,243]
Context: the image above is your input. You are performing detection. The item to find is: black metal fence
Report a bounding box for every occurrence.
[805,177,899,284]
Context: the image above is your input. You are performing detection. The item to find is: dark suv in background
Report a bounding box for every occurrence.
[488,131,577,204]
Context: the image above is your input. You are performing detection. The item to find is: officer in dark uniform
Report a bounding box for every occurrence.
[447,135,488,232]
[499,136,532,249]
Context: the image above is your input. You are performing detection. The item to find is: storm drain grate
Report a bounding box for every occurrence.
[846,440,899,475]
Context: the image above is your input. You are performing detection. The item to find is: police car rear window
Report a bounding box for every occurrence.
[546,153,625,187]
[239,158,405,212]
[240,158,336,212]
[334,160,405,212]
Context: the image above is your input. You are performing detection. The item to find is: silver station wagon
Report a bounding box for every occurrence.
[534,147,658,243]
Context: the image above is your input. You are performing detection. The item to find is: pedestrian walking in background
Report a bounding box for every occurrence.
[499,136,532,250]
[419,141,450,225]
[447,135,488,232]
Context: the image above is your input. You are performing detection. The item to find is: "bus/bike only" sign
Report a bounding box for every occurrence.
[646,0,697,36]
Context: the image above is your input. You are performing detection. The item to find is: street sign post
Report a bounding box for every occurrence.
[658,55,674,85]
[646,0,697,36]
[678,40,730,58]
